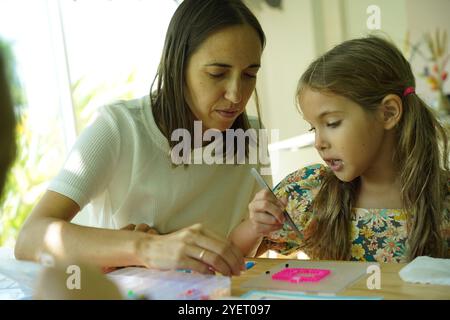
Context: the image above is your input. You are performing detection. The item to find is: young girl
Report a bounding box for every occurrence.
[15,0,267,276]
[230,36,450,262]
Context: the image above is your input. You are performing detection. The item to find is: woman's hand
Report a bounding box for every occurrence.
[102,223,159,273]
[121,223,159,235]
[248,189,287,237]
[135,224,245,277]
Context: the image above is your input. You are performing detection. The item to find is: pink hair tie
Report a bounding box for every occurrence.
[403,86,415,97]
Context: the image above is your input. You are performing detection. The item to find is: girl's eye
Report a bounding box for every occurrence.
[327,121,341,128]
[244,73,257,79]
[308,127,315,132]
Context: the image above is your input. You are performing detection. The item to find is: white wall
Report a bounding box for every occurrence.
[246,0,316,140]
[405,0,450,103]
[342,0,450,104]
[245,0,324,184]
[343,0,407,41]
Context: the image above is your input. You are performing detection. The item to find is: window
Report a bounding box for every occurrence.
[0,0,177,246]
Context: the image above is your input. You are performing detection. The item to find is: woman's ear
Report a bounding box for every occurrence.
[378,94,403,130]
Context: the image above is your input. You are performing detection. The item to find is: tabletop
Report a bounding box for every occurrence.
[1,246,449,300]
[232,258,450,300]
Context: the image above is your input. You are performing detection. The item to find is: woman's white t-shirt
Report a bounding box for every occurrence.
[48,96,267,238]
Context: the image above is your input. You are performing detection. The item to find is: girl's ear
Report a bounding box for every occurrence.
[379,94,403,130]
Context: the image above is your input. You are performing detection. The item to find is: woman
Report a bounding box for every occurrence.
[15,0,267,276]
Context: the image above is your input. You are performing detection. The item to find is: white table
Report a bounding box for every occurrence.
[0,247,42,299]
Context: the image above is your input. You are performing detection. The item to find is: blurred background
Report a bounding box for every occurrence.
[0,0,449,249]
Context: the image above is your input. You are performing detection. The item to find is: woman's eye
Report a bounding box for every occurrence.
[308,127,315,132]
[244,73,257,79]
[209,73,225,78]
[327,121,341,128]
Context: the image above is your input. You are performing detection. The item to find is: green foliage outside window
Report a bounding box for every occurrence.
[0,54,138,246]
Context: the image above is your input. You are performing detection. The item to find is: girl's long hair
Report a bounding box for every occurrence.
[297,36,449,260]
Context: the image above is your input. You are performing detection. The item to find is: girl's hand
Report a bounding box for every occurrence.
[135,224,245,277]
[248,189,287,237]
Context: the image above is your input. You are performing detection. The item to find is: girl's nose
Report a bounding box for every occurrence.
[314,132,328,151]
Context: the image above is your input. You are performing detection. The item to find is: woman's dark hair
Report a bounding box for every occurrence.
[150,0,265,157]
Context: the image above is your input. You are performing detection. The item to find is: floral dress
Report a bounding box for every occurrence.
[263,164,450,263]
